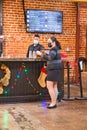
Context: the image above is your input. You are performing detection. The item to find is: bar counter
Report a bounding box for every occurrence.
[0,58,64,103]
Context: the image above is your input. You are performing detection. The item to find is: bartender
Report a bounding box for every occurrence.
[26,34,44,57]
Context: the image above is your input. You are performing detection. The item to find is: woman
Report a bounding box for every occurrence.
[36,36,63,109]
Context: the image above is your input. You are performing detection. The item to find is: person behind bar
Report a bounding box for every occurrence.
[26,34,44,57]
[36,36,63,109]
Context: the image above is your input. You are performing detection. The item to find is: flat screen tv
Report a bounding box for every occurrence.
[26,10,63,33]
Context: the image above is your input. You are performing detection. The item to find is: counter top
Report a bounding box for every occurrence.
[0,57,75,62]
[0,58,46,62]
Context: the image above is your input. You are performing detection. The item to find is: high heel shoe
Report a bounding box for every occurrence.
[47,104,57,109]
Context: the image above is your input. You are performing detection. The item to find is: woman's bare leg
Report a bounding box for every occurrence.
[53,82,58,103]
[47,81,57,106]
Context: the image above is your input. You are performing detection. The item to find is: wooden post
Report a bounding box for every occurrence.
[75,2,80,82]
[85,26,87,71]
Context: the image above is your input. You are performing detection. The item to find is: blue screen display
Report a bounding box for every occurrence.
[26,10,63,33]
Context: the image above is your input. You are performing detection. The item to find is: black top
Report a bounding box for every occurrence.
[41,46,63,70]
[26,43,44,57]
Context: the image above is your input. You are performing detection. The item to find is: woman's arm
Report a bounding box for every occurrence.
[41,50,56,61]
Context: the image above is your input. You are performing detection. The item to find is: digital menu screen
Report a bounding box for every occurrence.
[26,10,63,33]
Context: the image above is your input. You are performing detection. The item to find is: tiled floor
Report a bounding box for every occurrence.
[0,84,87,130]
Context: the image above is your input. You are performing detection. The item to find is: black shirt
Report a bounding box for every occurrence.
[41,46,63,70]
[26,43,44,57]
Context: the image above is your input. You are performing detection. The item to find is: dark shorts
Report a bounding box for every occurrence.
[47,69,63,82]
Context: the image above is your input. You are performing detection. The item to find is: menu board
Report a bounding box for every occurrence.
[26,10,63,33]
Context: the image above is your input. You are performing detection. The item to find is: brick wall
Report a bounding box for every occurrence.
[2,0,77,58]
[79,7,87,57]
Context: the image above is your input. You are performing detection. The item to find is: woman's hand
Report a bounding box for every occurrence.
[36,51,42,56]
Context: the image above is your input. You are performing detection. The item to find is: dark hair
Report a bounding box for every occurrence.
[50,36,61,49]
[34,34,40,38]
